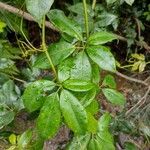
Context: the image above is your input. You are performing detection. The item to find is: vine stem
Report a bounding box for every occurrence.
[83,0,89,38]
[42,17,57,77]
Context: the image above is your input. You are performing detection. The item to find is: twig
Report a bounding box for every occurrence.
[125,86,150,116]
[116,71,149,87]
[0,2,57,31]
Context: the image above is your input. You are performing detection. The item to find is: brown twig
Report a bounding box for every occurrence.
[0,2,58,31]
[116,71,149,87]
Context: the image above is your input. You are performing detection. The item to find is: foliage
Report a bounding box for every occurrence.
[0,0,149,149]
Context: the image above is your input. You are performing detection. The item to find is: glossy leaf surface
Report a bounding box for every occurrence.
[37,93,61,139]
[34,41,75,69]
[22,80,55,112]
[47,9,83,40]
[60,90,87,134]
[88,32,117,45]
[87,46,116,72]
[63,79,94,92]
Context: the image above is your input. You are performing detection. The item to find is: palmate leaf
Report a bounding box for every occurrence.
[34,41,75,69]
[47,9,83,41]
[36,93,61,139]
[86,46,116,72]
[60,90,87,134]
[22,80,56,112]
[26,0,54,24]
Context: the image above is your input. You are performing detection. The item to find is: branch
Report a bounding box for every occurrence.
[0,2,58,31]
[116,71,149,87]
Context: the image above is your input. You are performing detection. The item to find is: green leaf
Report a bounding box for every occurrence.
[87,112,98,133]
[102,75,116,89]
[86,46,116,72]
[63,79,95,92]
[88,32,117,45]
[60,90,87,134]
[58,57,74,82]
[47,9,83,40]
[125,0,135,6]
[0,80,23,111]
[98,113,111,132]
[70,51,92,81]
[22,80,55,112]
[0,21,6,32]
[86,99,99,115]
[18,130,32,149]
[26,0,54,24]
[88,137,102,150]
[37,93,61,139]
[96,113,115,150]
[80,88,97,107]
[102,88,126,106]
[34,41,75,69]
[67,134,91,150]
[9,134,17,145]
[91,63,100,84]
[0,107,15,128]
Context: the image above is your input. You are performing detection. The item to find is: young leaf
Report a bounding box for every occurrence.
[87,32,117,45]
[34,41,75,69]
[63,79,94,92]
[70,51,92,81]
[22,80,55,112]
[47,9,83,41]
[36,93,61,139]
[26,0,54,24]
[60,90,87,134]
[102,88,126,106]
[102,74,116,89]
[0,21,6,32]
[86,46,116,72]
[18,130,32,149]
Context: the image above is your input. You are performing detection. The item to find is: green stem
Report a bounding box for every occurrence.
[92,0,96,10]
[42,16,57,77]
[83,0,89,38]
